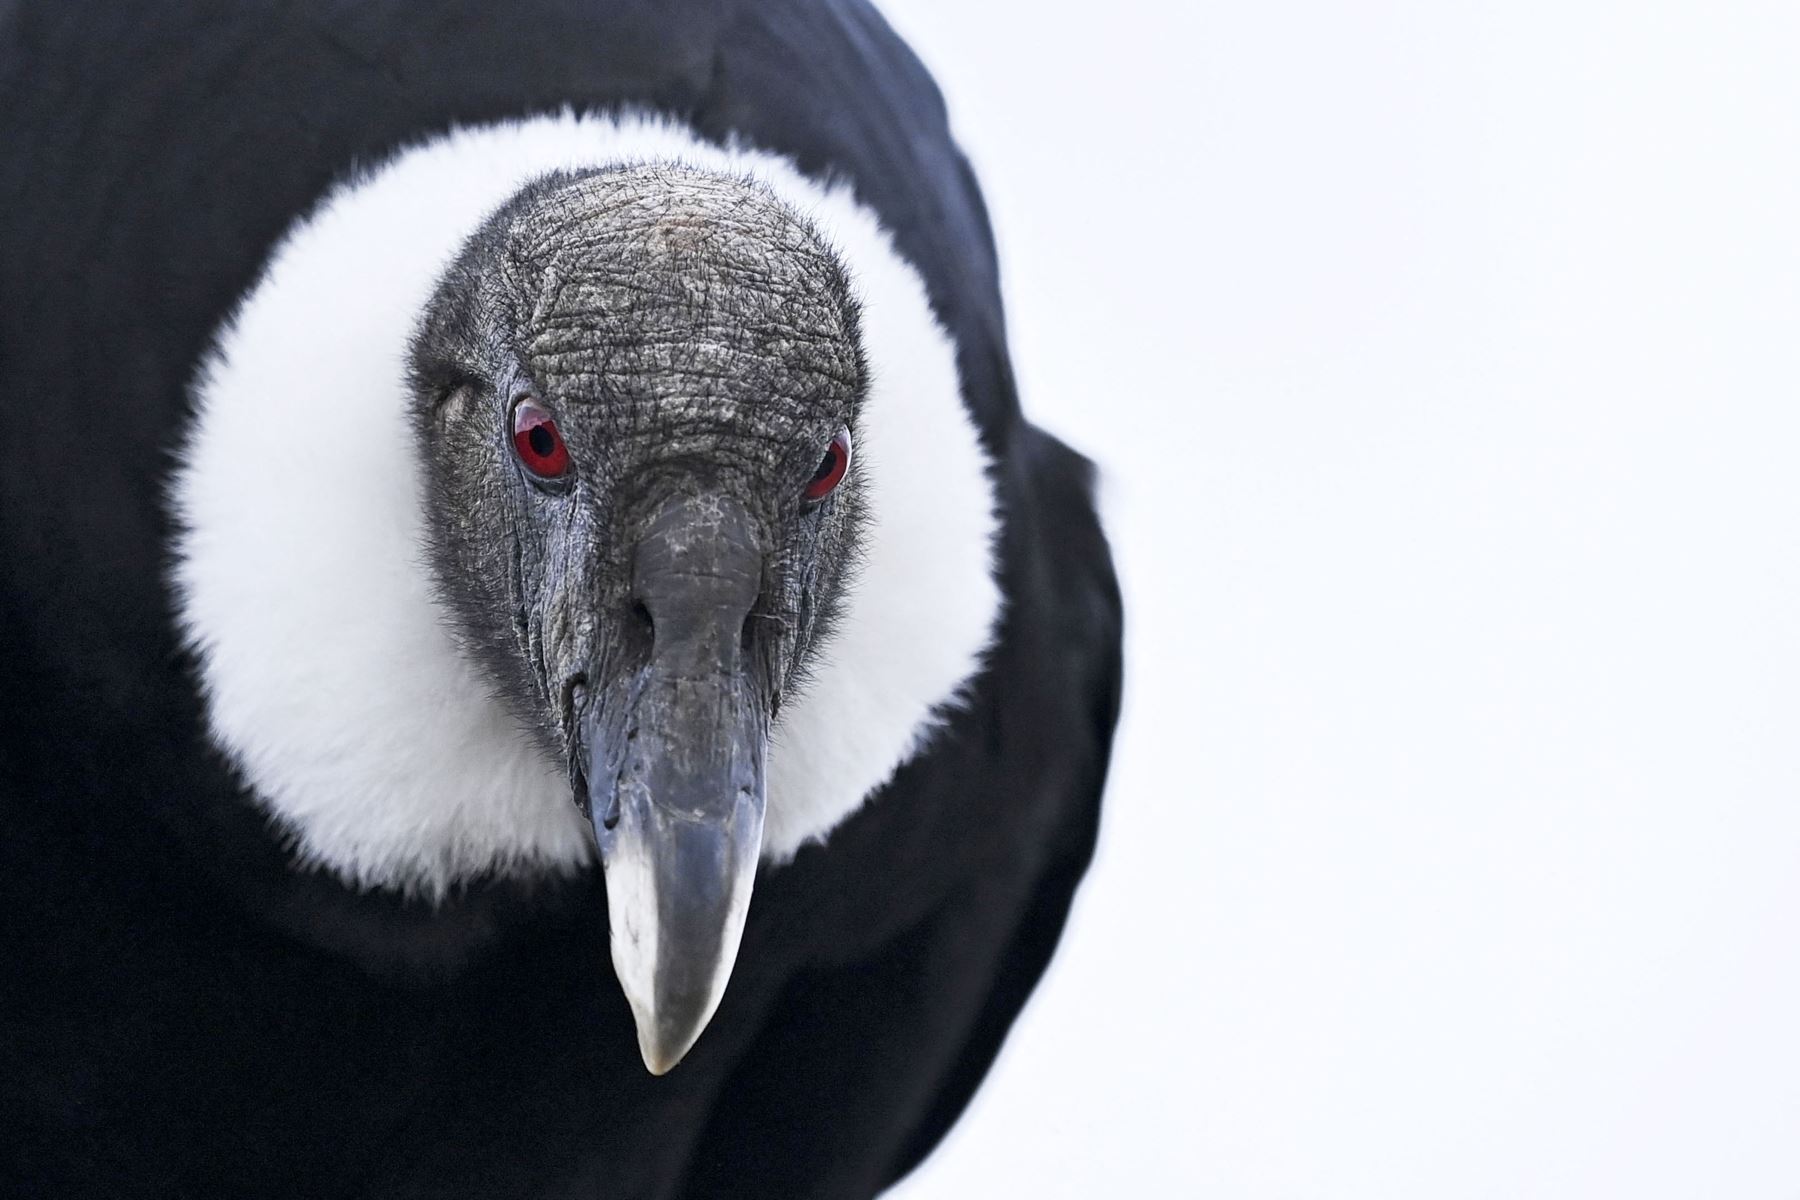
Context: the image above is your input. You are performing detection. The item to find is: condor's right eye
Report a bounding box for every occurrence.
[510,396,571,480]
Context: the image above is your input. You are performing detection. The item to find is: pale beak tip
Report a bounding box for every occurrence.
[620,978,721,1076]
[601,790,763,1077]
[631,1007,711,1075]
[638,1038,686,1077]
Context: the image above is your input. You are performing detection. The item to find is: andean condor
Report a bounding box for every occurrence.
[0,1,1123,1195]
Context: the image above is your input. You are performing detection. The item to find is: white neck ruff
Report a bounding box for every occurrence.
[169,112,1001,898]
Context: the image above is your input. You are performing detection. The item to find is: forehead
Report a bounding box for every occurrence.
[502,168,861,435]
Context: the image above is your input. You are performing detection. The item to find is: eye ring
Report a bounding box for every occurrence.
[803,427,853,504]
[509,395,572,480]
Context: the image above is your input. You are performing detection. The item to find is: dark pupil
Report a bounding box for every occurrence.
[527,425,556,458]
[812,448,837,481]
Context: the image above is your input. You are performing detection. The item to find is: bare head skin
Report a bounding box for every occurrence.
[407,165,869,1072]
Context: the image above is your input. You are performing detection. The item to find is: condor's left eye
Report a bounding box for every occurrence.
[510,396,571,480]
[802,428,853,503]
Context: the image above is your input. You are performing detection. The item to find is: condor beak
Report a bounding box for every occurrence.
[582,495,768,1075]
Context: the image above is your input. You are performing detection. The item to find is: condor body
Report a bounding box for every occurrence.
[0,2,1121,1196]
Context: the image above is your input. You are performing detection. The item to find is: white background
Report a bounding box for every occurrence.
[882,1,1800,1196]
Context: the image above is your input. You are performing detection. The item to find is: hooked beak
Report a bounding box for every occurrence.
[581,495,768,1075]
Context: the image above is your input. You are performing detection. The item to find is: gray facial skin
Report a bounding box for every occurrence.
[407,165,868,1073]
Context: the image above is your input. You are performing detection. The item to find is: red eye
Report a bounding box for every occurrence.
[510,397,570,479]
[803,428,852,503]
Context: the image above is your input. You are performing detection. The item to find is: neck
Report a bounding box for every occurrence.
[169,111,1001,899]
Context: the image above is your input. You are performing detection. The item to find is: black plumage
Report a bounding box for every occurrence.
[0,1,1123,1196]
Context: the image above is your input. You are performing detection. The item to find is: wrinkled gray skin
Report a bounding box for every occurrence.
[406,165,868,1073]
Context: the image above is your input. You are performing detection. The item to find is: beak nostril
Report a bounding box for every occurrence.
[630,600,655,640]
